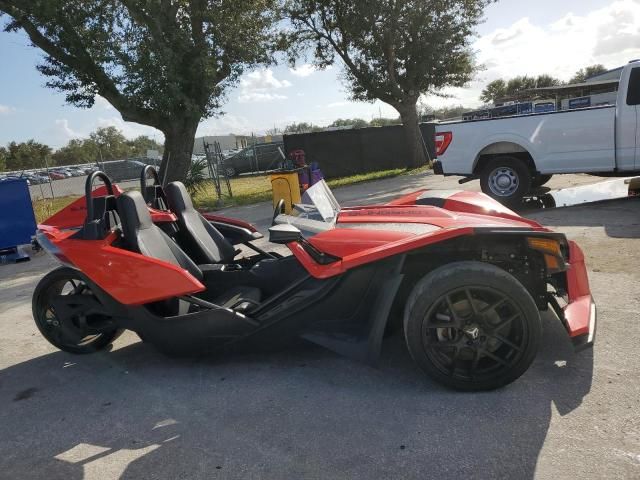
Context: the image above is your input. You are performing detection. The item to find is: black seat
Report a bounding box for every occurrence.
[117,191,260,312]
[165,181,236,265]
[118,191,203,280]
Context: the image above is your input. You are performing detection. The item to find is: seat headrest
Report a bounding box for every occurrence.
[118,191,154,248]
[165,181,194,213]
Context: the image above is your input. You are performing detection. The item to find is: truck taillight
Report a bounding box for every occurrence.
[435,132,452,156]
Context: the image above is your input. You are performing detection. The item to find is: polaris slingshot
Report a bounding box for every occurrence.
[32,167,596,391]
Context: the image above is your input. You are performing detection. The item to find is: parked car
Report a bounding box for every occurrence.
[98,159,148,182]
[48,171,66,180]
[223,142,284,176]
[433,59,640,204]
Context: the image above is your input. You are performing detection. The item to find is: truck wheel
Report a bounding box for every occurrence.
[479,156,531,206]
[404,261,542,391]
[531,174,552,188]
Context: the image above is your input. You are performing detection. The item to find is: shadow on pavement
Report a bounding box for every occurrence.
[0,311,592,479]
[521,197,640,239]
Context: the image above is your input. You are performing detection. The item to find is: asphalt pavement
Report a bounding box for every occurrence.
[1,172,639,479]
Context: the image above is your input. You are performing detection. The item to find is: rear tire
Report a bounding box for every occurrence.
[32,267,122,354]
[404,261,542,391]
[479,156,532,206]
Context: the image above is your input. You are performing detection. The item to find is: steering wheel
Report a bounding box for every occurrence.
[272,198,286,226]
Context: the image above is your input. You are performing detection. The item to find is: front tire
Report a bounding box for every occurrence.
[32,267,122,354]
[404,261,542,391]
[479,156,532,206]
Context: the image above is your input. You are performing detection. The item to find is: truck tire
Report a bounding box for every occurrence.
[531,174,552,188]
[479,156,532,206]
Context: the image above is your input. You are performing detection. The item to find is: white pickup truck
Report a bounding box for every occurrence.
[433,60,640,204]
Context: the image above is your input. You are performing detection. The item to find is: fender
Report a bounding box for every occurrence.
[472,133,539,173]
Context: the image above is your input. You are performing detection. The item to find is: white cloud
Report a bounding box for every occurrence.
[0,104,15,115]
[238,68,291,103]
[289,64,317,77]
[326,101,350,108]
[197,114,253,136]
[422,0,640,109]
[92,95,114,111]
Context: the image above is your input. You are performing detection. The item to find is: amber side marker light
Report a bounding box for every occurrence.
[526,237,565,273]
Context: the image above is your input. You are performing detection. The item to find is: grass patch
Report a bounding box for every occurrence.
[194,166,429,211]
[32,196,79,224]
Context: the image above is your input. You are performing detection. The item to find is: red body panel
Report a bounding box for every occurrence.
[201,213,258,232]
[41,227,204,305]
[563,241,594,338]
[43,185,124,229]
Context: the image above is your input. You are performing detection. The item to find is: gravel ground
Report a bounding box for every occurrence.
[1,172,639,479]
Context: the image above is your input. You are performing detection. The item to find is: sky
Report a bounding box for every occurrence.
[0,0,639,148]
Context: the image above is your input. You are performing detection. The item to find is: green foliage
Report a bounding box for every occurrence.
[184,157,210,196]
[480,74,562,104]
[369,117,400,127]
[0,146,6,171]
[0,0,281,181]
[286,0,493,167]
[480,79,507,104]
[329,118,368,128]
[420,104,467,120]
[569,64,608,84]
[283,122,323,133]
[4,140,52,171]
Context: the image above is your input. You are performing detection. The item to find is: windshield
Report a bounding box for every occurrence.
[275,180,341,235]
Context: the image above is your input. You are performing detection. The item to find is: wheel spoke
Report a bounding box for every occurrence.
[448,347,461,376]
[480,348,511,367]
[494,313,520,332]
[488,332,523,352]
[444,296,463,326]
[469,348,481,378]
[464,289,478,314]
[480,297,508,314]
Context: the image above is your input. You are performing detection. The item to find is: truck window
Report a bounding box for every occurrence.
[627,67,640,106]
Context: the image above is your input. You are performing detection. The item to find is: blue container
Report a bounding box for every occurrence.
[0,178,37,249]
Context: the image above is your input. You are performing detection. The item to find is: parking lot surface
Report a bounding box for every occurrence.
[1,172,639,479]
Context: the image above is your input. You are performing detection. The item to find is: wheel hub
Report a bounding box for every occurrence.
[489,167,519,197]
[462,324,481,340]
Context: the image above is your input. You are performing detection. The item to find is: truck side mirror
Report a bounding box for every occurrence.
[268,223,302,244]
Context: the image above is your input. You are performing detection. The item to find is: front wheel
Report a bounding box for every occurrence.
[404,261,541,391]
[479,156,532,206]
[32,267,122,354]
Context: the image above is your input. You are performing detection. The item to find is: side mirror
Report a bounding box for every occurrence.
[268,223,302,244]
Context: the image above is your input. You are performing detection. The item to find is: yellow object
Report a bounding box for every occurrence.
[270,171,301,214]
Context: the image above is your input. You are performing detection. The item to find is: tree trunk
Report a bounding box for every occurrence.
[159,119,199,184]
[396,102,427,169]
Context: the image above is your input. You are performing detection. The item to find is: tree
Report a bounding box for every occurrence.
[535,74,560,88]
[4,140,52,171]
[569,64,607,84]
[480,79,506,104]
[0,0,280,182]
[283,122,321,133]
[51,138,99,166]
[329,118,368,128]
[286,0,492,168]
[88,126,130,161]
[369,117,400,127]
[0,146,6,171]
[127,135,163,157]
